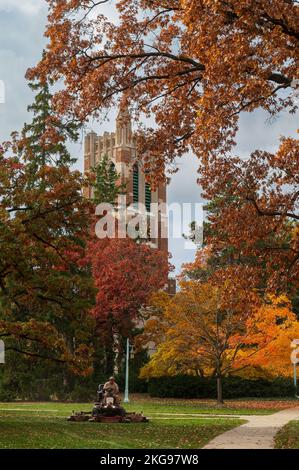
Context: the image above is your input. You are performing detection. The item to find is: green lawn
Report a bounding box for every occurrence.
[0,397,296,449]
[0,400,248,449]
[0,396,287,417]
[275,421,299,449]
[0,412,244,449]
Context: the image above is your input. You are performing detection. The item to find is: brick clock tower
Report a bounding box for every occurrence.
[84,103,169,255]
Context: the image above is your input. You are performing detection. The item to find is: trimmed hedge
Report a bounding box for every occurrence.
[148,375,295,398]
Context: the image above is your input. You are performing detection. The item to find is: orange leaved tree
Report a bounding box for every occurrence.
[27,0,298,290]
[27,0,297,171]
[139,282,299,403]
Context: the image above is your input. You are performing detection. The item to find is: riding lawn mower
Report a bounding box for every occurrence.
[68,384,149,423]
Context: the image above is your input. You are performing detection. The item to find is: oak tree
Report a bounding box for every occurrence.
[27,0,298,174]
[27,1,298,290]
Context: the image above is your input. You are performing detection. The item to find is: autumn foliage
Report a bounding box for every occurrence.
[2,1,298,392]
[26,0,298,291]
[0,76,96,376]
[139,281,299,402]
[28,1,297,170]
[199,137,299,293]
[85,236,170,373]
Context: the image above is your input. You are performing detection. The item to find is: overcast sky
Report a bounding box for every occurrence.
[0,0,297,274]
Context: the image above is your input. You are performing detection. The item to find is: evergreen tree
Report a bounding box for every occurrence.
[0,77,95,385]
[21,78,79,183]
[92,154,126,206]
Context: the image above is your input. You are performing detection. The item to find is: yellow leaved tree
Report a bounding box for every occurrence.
[139,282,299,403]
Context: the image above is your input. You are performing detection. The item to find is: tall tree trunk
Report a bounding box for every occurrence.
[216,374,224,404]
[105,342,115,376]
[104,314,116,376]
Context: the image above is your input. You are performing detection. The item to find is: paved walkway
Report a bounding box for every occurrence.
[148,412,252,418]
[204,407,299,449]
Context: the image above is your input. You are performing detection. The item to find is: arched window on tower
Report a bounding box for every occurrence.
[133,164,139,205]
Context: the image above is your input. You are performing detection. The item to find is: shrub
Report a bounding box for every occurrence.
[70,385,96,402]
[148,375,295,398]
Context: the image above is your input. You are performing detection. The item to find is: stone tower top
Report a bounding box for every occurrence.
[83,104,168,254]
[116,100,133,147]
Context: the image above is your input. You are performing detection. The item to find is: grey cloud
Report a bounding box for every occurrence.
[0,6,47,141]
[0,0,44,15]
[236,107,298,157]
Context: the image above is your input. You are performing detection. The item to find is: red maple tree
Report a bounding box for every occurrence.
[85,236,170,372]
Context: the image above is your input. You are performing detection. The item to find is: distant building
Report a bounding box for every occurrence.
[84,102,168,254]
[84,103,176,361]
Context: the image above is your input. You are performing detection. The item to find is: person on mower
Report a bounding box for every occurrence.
[103,377,120,405]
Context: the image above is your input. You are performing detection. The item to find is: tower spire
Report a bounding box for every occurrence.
[116,97,132,146]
